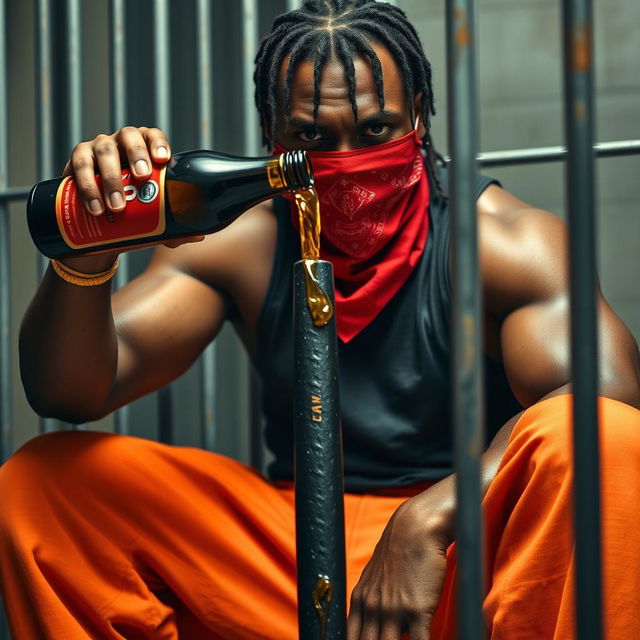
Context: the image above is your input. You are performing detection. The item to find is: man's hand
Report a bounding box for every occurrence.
[347,492,452,640]
[60,126,204,274]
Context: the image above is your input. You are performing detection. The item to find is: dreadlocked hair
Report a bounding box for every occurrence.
[253,0,447,198]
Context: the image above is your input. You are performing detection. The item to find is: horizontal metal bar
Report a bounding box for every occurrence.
[3,138,638,206]
[477,139,640,167]
[0,186,31,202]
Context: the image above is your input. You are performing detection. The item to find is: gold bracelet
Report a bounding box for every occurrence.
[50,258,119,287]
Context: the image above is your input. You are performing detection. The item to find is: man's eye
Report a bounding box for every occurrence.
[369,124,387,135]
[298,130,321,142]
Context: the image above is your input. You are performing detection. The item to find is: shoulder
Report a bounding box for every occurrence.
[147,200,278,293]
[476,184,568,315]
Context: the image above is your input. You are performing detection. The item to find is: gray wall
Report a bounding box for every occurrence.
[4,0,639,456]
[404,0,640,338]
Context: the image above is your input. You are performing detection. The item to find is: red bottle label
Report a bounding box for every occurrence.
[55,165,167,249]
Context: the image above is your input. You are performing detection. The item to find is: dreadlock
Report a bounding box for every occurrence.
[253,0,446,197]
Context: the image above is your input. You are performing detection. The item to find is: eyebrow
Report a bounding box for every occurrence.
[287,109,404,130]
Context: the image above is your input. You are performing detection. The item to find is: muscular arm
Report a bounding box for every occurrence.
[480,184,640,411]
[349,185,640,637]
[19,245,227,423]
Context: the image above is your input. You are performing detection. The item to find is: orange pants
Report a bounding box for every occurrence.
[1,395,639,639]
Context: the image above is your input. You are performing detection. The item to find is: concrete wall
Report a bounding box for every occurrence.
[403,0,640,339]
[4,0,639,456]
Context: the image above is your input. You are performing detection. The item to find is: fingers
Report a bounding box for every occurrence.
[138,126,171,165]
[407,618,431,640]
[380,619,401,640]
[93,133,125,213]
[69,141,106,216]
[347,592,363,640]
[115,126,153,182]
[67,126,172,218]
[348,591,433,640]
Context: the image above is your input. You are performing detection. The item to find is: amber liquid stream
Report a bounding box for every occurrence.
[294,187,334,326]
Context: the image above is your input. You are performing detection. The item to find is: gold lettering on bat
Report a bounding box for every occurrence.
[311,394,323,422]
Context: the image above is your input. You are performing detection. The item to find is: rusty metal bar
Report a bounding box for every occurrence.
[562,0,602,638]
[445,0,485,638]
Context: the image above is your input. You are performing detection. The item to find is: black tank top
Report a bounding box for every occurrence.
[253,164,521,492]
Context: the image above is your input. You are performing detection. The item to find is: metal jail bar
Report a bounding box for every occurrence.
[196,0,217,453]
[445,1,484,637]
[0,0,10,634]
[562,0,602,637]
[0,0,637,638]
[35,0,59,435]
[110,0,131,437]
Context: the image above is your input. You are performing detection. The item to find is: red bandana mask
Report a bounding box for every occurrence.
[274,128,430,343]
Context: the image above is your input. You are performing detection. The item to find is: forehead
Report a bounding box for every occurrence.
[277,41,407,117]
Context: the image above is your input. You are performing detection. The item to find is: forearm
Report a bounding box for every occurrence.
[411,411,523,543]
[19,255,120,422]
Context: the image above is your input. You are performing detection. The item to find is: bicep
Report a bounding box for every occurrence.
[106,251,227,411]
[478,191,640,409]
[501,293,640,409]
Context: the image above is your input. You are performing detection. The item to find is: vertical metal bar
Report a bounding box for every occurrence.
[242,0,259,157]
[445,1,484,638]
[66,0,82,150]
[241,0,265,469]
[0,4,12,636]
[110,0,130,435]
[35,0,58,434]
[0,0,11,466]
[195,0,217,452]
[153,0,173,444]
[65,0,85,431]
[562,1,602,638]
[153,0,171,140]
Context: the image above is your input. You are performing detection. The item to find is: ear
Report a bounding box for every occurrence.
[413,92,427,138]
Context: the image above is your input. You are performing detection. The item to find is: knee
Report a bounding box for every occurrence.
[0,430,156,517]
[513,394,640,475]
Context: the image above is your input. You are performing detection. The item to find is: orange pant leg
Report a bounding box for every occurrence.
[0,430,407,639]
[0,430,302,639]
[430,395,640,639]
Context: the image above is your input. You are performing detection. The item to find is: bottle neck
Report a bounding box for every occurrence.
[269,150,313,192]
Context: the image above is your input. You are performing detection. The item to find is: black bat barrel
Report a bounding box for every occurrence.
[293,259,346,640]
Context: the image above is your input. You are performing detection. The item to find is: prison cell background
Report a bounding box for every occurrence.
[0,0,639,638]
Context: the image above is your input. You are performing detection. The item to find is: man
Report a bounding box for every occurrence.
[2,1,640,638]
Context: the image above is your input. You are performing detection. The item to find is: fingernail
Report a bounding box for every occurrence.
[156,146,169,159]
[89,199,103,215]
[134,159,149,175]
[110,192,124,209]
